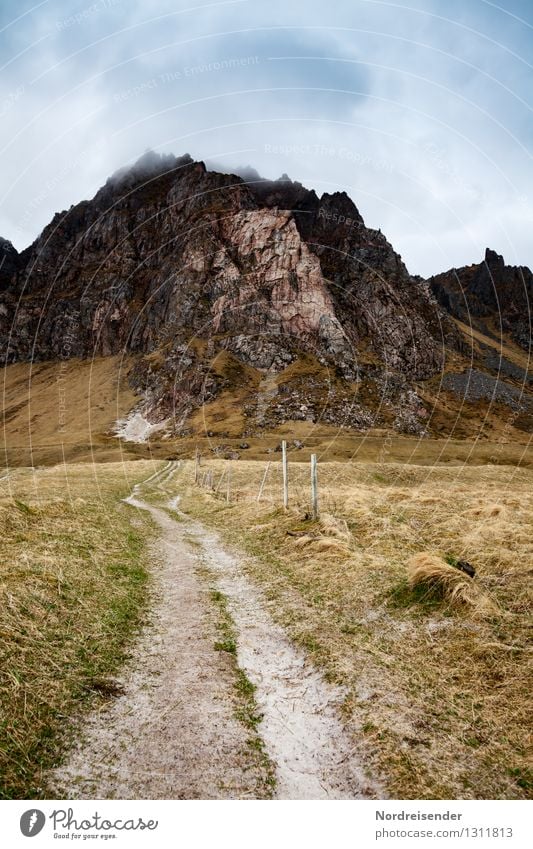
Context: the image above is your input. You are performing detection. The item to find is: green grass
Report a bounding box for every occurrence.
[385,578,453,613]
[210,589,237,655]
[206,584,275,794]
[444,553,459,567]
[507,767,533,793]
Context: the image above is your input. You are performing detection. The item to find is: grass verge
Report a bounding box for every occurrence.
[0,460,160,798]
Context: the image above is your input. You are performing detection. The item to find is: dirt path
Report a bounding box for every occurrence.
[50,467,376,799]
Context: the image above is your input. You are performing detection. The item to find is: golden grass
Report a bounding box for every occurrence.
[454,318,532,371]
[407,553,497,616]
[0,459,160,799]
[159,457,533,799]
[1,357,140,466]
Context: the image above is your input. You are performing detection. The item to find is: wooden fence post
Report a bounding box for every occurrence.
[282,440,288,509]
[215,469,225,494]
[226,462,231,503]
[311,453,319,520]
[257,462,271,503]
[194,448,200,483]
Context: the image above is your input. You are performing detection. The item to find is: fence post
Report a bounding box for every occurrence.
[311,453,319,520]
[215,469,225,494]
[282,440,288,509]
[226,462,231,503]
[194,448,200,483]
[257,462,271,503]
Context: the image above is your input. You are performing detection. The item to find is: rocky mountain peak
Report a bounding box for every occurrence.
[0,237,20,289]
[430,249,532,352]
[1,153,530,439]
[484,247,505,268]
[103,151,197,195]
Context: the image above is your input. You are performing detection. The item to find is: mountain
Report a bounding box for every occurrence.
[429,248,532,353]
[0,152,531,446]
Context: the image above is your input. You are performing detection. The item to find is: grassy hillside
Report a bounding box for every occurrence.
[1,325,531,470]
[1,356,140,467]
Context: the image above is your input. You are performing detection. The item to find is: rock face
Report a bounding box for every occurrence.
[0,154,453,374]
[0,238,20,289]
[0,152,529,436]
[429,248,533,352]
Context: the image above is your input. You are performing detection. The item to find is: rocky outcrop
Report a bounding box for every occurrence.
[247,178,460,378]
[429,248,533,352]
[211,209,353,372]
[0,153,454,371]
[0,238,20,290]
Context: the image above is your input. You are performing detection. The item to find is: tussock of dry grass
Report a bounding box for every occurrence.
[407,553,498,616]
[292,534,314,547]
[288,514,352,557]
[319,512,352,542]
[310,537,352,556]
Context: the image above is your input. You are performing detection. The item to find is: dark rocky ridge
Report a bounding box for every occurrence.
[429,248,533,352]
[0,238,21,289]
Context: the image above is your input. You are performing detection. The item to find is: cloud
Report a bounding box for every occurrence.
[0,0,531,276]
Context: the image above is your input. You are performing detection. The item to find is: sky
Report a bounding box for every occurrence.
[0,0,532,277]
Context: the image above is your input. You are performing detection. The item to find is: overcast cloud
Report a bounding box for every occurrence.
[0,0,532,276]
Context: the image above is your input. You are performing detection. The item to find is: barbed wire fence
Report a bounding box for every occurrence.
[191,440,323,518]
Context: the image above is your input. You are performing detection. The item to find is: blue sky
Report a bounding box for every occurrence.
[1,0,532,276]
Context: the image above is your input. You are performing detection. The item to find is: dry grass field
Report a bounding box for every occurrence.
[0,460,159,798]
[163,427,533,466]
[158,457,533,799]
[0,452,531,799]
